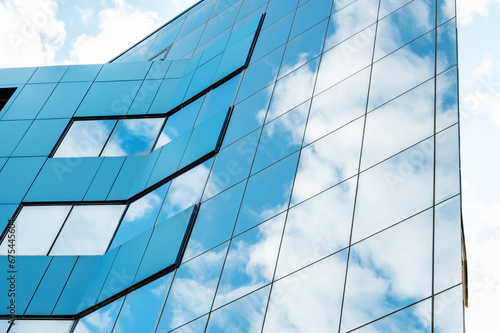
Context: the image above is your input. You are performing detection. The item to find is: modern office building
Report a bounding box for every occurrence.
[0,0,466,332]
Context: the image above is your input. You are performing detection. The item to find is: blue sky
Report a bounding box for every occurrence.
[0,0,498,331]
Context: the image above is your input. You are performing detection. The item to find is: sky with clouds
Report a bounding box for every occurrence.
[0,0,498,331]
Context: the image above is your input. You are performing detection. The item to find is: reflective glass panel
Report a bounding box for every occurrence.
[54,119,116,158]
[436,125,460,203]
[101,118,164,157]
[292,117,364,205]
[437,18,457,73]
[341,210,433,332]
[434,286,464,333]
[50,205,126,255]
[436,66,458,131]
[263,249,348,333]
[277,177,356,278]
[73,297,124,333]
[10,320,74,333]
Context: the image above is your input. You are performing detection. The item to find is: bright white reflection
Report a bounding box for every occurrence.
[0,206,70,255]
[50,205,125,255]
[10,320,74,333]
[434,285,464,333]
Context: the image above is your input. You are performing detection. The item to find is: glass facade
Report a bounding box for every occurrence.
[0,0,465,332]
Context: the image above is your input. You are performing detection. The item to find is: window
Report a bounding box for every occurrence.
[0,204,126,255]
[0,87,16,112]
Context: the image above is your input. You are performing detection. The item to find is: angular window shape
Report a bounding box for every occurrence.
[101,118,164,156]
[53,119,116,158]
[0,87,16,112]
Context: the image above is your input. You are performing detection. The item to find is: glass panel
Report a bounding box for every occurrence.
[341,210,433,332]
[351,299,432,333]
[96,62,152,81]
[437,18,457,74]
[38,81,92,119]
[155,99,201,149]
[305,67,369,144]
[437,0,456,26]
[13,119,69,157]
[10,320,74,333]
[379,0,412,18]
[214,213,285,308]
[73,297,124,333]
[315,25,376,94]
[436,66,458,131]
[0,120,31,157]
[148,135,189,186]
[223,88,271,147]
[170,315,208,333]
[361,79,435,170]
[434,285,464,333]
[0,67,36,85]
[435,196,462,293]
[2,83,57,120]
[196,74,241,125]
[128,80,162,116]
[436,125,460,203]
[149,21,182,58]
[251,11,294,62]
[368,30,435,111]
[374,0,436,61]
[277,177,356,278]
[207,286,270,332]
[252,101,309,174]
[263,249,348,333]
[234,151,299,235]
[85,157,126,201]
[199,3,239,45]
[236,45,285,103]
[267,57,319,120]
[29,65,68,83]
[325,0,379,51]
[0,157,45,204]
[204,130,259,198]
[15,256,52,314]
[113,273,173,333]
[279,19,327,78]
[185,182,245,261]
[54,119,116,158]
[0,206,70,255]
[155,242,228,332]
[352,138,434,243]
[101,118,164,157]
[290,0,332,39]
[166,25,204,60]
[50,205,126,255]
[292,117,364,205]
[61,64,102,82]
[264,0,299,29]
[177,1,215,40]
[109,184,168,250]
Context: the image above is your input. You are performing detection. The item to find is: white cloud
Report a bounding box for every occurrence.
[457,0,493,25]
[69,0,160,64]
[0,0,66,67]
[76,6,94,25]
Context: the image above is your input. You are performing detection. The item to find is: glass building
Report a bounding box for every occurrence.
[0,0,466,332]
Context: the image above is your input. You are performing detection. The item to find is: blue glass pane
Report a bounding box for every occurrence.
[113,273,173,333]
[166,59,190,78]
[264,0,299,29]
[204,130,259,198]
[436,125,460,203]
[12,119,69,157]
[236,46,285,103]
[128,80,162,115]
[61,64,103,82]
[170,315,208,333]
[200,2,240,45]
[434,285,464,333]
[96,62,152,82]
[185,182,246,261]
[149,22,182,57]
[179,109,228,169]
[290,0,332,39]
[25,158,102,202]
[53,256,101,315]
[251,11,294,63]
[0,204,17,234]
[148,78,181,115]
[146,61,172,80]
[155,101,200,149]
[0,157,45,204]
[38,81,92,119]
[148,132,190,186]
[99,231,151,302]
[237,0,267,22]
[184,54,222,100]
[0,120,31,157]
[0,67,36,85]
[74,296,124,333]
[110,183,168,249]
[437,18,457,73]
[85,157,126,201]
[26,256,77,315]
[436,66,458,131]
[2,83,57,120]
[379,0,412,18]
[29,65,68,83]
[101,118,164,157]
[279,19,327,78]
[16,256,52,315]
[76,81,142,117]
[166,25,205,60]
[223,88,271,147]
[234,151,299,235]
[213,34,253,81]
[54,119,116,158]
[207,286,270,332]
[252,100,309,174]
[155,242,228,332]
[107,156,147,200]
[134,206,196,283]
[178,1,215,40]
[214,214,284,308]
[437,0,456,25]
